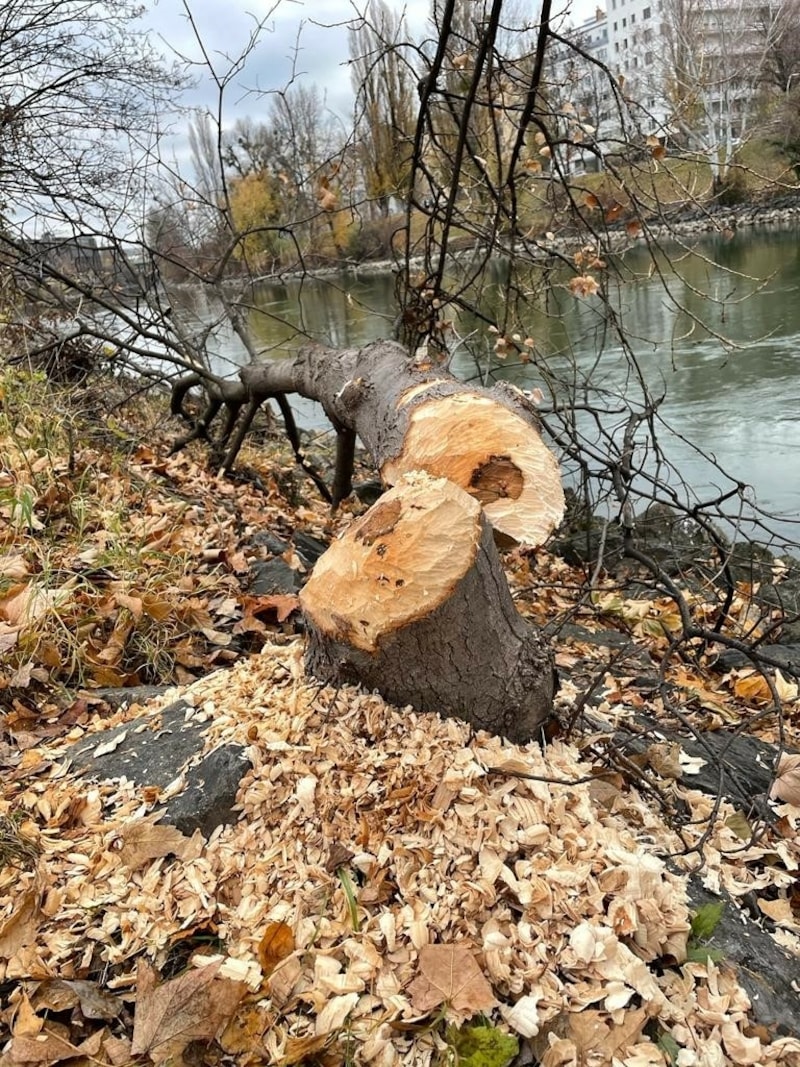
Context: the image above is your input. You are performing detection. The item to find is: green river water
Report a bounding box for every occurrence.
[189,226,800,547]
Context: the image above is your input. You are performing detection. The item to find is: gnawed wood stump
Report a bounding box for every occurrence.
[300,472,555,742]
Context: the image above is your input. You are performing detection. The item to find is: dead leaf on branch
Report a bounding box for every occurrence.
[407,943,496,1018]
[130,958,246,1064]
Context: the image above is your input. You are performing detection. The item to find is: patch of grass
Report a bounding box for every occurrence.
[0,812,41,871]
[1,366,330,710]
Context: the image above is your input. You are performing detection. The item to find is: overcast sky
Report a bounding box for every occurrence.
[144,0,597,131]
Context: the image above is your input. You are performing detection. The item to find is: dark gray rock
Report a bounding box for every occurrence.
[66,700,204,782]
[552,499,717,577]
[62,698,252,836]
[675,728,782,807]
[86,685,171,710]
[711,645,800,677]
[725,541,777,586]
[632,503,718,576]
[758,575,800,644]
[250,531,290,555]
[163,744,250,836]
[608,712,791,814]
[249,558,302,594]
[684,875,800,1038]
[292,531,328,566]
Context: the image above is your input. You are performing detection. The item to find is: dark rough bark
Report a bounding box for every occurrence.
[241,338,540,467]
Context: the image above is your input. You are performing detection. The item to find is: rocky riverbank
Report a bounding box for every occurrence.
[644,189,800,241]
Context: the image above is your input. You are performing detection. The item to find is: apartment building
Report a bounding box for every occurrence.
[553,0,777,170]
[606,0,670,131]
[549,7,614,172]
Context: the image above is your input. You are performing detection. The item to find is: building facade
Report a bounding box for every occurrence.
[554,0,779,171]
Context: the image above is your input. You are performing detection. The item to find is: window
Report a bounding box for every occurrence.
[622,17,627,26]
[643,6,651,16]
[615,41,620,51]
[630,12,635,23]
[613,20,618,29]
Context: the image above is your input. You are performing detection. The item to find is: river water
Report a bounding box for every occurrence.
[195,226,800,549]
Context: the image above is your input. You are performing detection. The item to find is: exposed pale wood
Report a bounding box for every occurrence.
[301,473,555,742]
[301,473,482,653]
[382,391,565,546]
[239,340,565,546]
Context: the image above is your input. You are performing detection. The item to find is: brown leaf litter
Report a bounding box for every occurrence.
[1,641,799,1066]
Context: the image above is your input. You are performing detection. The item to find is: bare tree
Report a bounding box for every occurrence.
[0,0,182,218]
[758,0,800,93]
[657,0,784,190]
[348,1,417,218]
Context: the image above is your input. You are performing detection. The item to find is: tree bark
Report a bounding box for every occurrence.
[240,338,564,546]
[240,338,564,740]
[300,472,556,742]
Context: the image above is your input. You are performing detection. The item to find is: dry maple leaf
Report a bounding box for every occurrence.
[131,959,246,1064]
[407,943,496,1018]
[114,816,193,869]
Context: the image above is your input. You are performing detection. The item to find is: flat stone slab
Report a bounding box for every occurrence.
[62,699,251,836]
[685,875,800,1037]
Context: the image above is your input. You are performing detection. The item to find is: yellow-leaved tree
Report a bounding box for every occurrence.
[228,171,280,270]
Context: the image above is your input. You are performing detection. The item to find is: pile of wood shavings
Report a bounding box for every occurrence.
[4,641,800,1066]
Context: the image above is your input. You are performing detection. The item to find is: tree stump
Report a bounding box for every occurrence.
[300,472,555,742]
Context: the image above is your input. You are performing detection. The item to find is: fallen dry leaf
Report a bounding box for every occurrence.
[131,958,246,1064]
[114,816,193,869]
[407,943,496,1018]
[31,978,123,1021]
[258,921,295,977]
[102,1034,134,1066]
[0,888,41,961]
[770,752,800,805]
[6,1026,105,1066]
[218,1003,272,1056]
[280,1032,336,1065]
[645,741,683,780]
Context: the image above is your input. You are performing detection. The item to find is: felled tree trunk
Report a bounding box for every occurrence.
[300,472,556,742]
[240,338,564,740]
[240,339,564,545]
